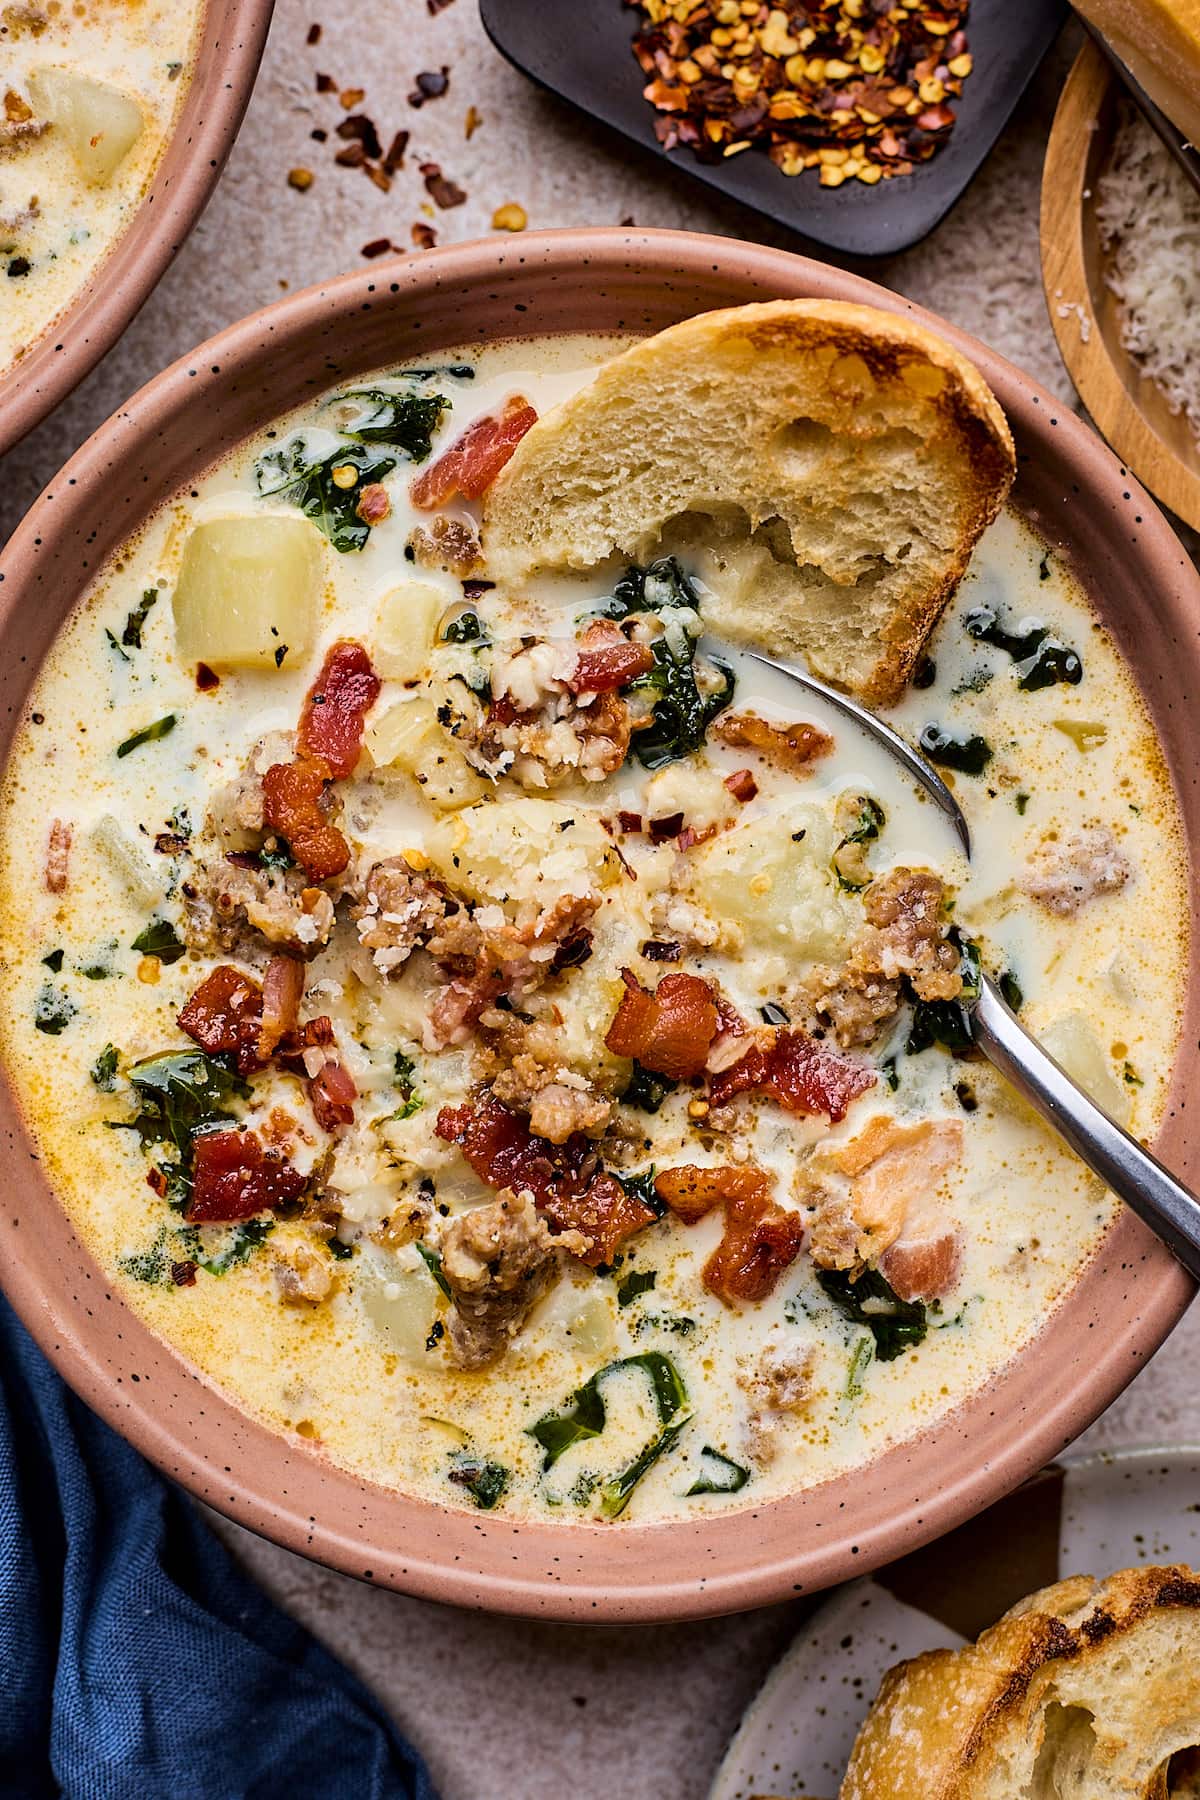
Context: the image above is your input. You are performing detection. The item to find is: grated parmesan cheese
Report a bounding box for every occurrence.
[1094,104,1200,439]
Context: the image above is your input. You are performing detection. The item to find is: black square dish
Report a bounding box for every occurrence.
[480,0,1066,257]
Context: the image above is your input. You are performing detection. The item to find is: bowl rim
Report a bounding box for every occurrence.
[0,0,275,458]
[0,226,1197,1622]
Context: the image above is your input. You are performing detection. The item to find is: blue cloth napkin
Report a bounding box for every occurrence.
[0,1296,438,1800]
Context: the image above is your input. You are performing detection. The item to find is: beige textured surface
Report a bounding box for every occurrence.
[2,7,1198,1798]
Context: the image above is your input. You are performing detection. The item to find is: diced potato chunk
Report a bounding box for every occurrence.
[29,69,143,186]
[426,797,616,913]
[372,581,446,682]
[91,814,162,907]
[1042,1011,1130,1126]
[173,516,322,670]
[688,803,850,959]
[365,697,489,811]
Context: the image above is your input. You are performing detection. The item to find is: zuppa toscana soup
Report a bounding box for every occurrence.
[0,335,1186,1523]
[0,0,203,377]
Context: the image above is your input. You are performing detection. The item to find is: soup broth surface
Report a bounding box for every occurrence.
[0,333,1186,1524]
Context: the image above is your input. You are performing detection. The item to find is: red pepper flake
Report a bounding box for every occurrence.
[384,130,409,172]
[617,810,643,834]
[361,238,393,259]
[412,221,437,250]
[336,141,366,168]
[427,0,456,12]
[315,72,336,93]
[464,105,482,139]
[195,662,219,691]
[420,161,467,208]
[339,86,365,109]
[337,113,382,157]
[365,166,392,194]
[648,811,685,844]
[356,481,391,521]
[408,67,450,107]
[310,127,328,142]
[724,767,758,803]
[306,22,322,45]
[171,1259,198,1287]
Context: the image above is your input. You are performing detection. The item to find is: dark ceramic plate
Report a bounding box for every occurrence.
[479,0,1066,256]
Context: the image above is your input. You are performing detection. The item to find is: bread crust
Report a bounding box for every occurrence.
[483,299,1016,706]
[841,1564,1200,1799]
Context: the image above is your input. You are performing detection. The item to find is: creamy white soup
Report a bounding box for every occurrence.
[1,0,203,377]
[0,334,1186,1524]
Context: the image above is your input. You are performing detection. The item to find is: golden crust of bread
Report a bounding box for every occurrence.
[483,299,1015,706]
[840,1564,1200,1799]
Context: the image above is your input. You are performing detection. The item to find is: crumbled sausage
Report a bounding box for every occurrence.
[438,1191,576,1369]
[351,857,451,975]
[1023,826,1132,917]
[739,1337,817,1464]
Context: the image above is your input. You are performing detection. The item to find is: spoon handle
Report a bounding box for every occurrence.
[972,973,1200,1284]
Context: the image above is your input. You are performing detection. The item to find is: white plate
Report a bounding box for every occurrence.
[711,1446,1200,1800]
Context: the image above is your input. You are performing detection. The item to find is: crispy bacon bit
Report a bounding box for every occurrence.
[262,758,350,882]
[44,819,71,893]
[713,710,833,772]
[410,395,537,509]
[196,662,220,692]
[297,639,381,779]
[724,768,758,804]
[604,968,719,1080]
[259,955,304,1060]
[655,1165,805,1304]
[568,622,655,695]
[177,965,264,1076]
[435,1094,655,1265]
[171,1259,198,1287]
[709,1028,875,1122]
[641,939,681,963]
[308,1057,357,1133]
[187,1128,308,1223]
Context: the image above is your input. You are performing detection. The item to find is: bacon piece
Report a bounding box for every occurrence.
[709,1028,874,1122]
[177,965,264,1076]
[880,1228,962,1303]
[187,1128,308,1223]
[604,968,719,1081]
[435,1093,655,1266]
[411,395,538,509]
[567,622,655,695]
[355,482,391,526]
[713,710,833,772]
[654,1164,805,1304]
[308,1057,357,1133]
[262,757,350,882]
[45,819,72,894]
[724,768,757,803]
[297,639,381,779]
[259,955,304,1061]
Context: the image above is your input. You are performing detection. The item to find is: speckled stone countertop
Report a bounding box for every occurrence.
[3,7,1198,1798]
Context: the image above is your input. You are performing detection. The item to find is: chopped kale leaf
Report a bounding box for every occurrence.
[200,1218,276,1276]
[617,1165,666,1218]
[121,587,159,650]
[965,603,1082,691]
[330,386,448,461]
[441,609,486,644]
[448,1451,509,1510]
[117,714,176,759]
[254,438,397,553]
[90,1044,120,1090]
[41,948,64,972]
[126,1050,248,1163]
[818,1266,928,1361]
[417,1240,452,1299]
[622,1062,676,1114]
[918,723,992,776]
[685,1445,750,1496]
[906,928,981,1055]
[34,984,75,1035]
[131,917,187,965]
[628,628,735,770]
[616,1268,657,1307]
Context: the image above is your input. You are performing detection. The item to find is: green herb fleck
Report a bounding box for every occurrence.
[881,1056,899,1092]
[34,984,75,1035]
[122,587,159,650]
[999,969,1023,1012]
[846,1333,875,1397]
[1015,791,1030,815]
[622,1063,676,1114]
[105,629,131,663]
[818,1266,928,1361]
[832,796,885,891]
[41,948,64,972]
[1123,1062,1144,1088]
[441,609,486,644]
[117,714,176,759]
[617,1165,666,1218]
[90,1044,119,1090]
[125,1050,248,1165]
[200,1219,276,1276]
[964,603,1082,691]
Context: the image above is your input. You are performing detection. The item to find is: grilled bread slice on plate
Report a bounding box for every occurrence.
[483,299,1015,706]
[840,1564,1200,1799]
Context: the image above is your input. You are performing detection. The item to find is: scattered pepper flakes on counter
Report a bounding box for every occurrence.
[492,203,528,231]
[361,238,396,259]
[339,86,365,109]
[384,130,410,172]
[287,167,315,191]
[337,114,383,158]
[465,104,482,138]
[408,67,450,107]
[412,222,438,249]
[421,161,467,208]
[310,127,328,142]
[427,0,456,11]
[315,71,336,93]
[306,22,322,45]
[627,0,973,184]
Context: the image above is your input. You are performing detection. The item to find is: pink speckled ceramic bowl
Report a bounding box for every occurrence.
[0,0,273,457]
[0,230,1197,1622]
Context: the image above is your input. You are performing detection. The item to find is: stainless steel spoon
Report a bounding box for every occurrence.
[745,648,1200,1284]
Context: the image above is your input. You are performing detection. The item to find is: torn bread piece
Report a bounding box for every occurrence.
[483,299,1015,705]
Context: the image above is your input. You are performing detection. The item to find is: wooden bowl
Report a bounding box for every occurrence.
[0,0,274,459]
[1,230,1198,1622]
[1040,40,1200,533]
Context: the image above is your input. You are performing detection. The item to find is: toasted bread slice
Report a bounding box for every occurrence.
[840,1565,1200,1799]
[482,300,1015,706]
